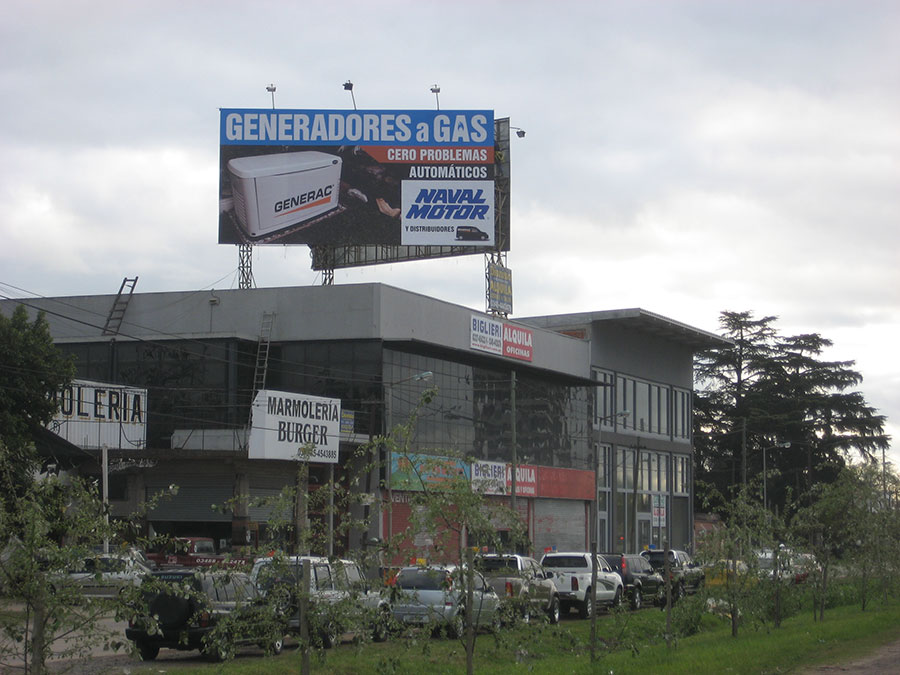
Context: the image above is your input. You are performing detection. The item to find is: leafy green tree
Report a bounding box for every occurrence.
[696,484,774,637]
[0,467,127,674]
[0,305,75,499]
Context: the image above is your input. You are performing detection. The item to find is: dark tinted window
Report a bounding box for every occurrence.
[542,555,588,568]
[600,554,623,572]
[481,557,518,573]
[314,564,333,591]
[396,568,450,591]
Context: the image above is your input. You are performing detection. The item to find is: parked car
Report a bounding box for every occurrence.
[540,552,623,617]
[389,564,501,637]
[61,553,152,598]
[757,548,816,585]
[250,555,390,646]
[601,552,665,609]
[478,553,560,624]
[640,549,705,599]
[125,568,285,661]
[705,559,752,588]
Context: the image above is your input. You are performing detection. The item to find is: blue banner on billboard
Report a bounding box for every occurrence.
[218,108,496,249]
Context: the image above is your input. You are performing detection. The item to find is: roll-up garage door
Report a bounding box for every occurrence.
[146,466,235,522]
[249,468,296,523]
[533,499,586,554]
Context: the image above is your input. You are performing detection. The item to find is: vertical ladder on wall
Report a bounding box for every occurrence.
[252,312,276,395]
[245,312,276,449]
[102,277,138,336]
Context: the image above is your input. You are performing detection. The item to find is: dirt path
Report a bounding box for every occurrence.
[798,638,900,674]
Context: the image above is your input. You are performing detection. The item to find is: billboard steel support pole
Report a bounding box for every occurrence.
[238,244,253,289]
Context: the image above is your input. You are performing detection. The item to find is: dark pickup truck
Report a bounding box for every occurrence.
[640,549,705,600]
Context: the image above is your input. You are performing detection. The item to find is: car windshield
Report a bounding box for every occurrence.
[643,551,672,567]
[480,557,517,573]
[396,568,450,591]
[542,556,587,568]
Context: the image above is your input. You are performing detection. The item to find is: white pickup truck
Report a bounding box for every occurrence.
[540,551,624,618]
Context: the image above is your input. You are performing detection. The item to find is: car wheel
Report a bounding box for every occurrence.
[547,596,560,625]
[202,640,229,662]
[612,588,623,609]
[579,593,593,619]
[270,636,284,655]
[321,624,340,649]
[449,610,465,639]
[631,587,643,611]
[676,583,685,601]
[137,641,160,661]
[372,607,390,643]
[521,605,531,625]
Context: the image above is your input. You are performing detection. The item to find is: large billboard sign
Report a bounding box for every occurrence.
[50,379,147,451]
[248,390,341,463]
[219,109,495,248]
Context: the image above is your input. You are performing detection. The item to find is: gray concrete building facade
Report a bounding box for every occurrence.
[3,284,727,559]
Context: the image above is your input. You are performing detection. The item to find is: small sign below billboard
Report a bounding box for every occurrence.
[50,379,147,451]
[249,390,341,463]
[487,262,513,314]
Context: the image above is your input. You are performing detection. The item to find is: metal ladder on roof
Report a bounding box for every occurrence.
[252,312,276,395]
[246,312,276,449]
[102,276,138,336]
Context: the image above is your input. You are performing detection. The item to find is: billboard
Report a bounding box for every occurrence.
[219,109,496,248]
[248,389,341,463]
[50,379,147,451]
[309,116,512,270]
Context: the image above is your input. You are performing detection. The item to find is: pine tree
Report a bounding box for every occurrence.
[694,311,890,514]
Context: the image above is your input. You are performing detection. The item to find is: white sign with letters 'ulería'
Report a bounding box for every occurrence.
[50,379,147,450]
[249,390,341,463]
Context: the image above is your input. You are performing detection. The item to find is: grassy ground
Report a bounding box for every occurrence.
[130,598,900,674]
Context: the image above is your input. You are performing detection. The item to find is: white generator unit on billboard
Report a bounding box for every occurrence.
[227,151,341,239]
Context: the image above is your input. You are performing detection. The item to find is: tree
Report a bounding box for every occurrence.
[694,311,890,514]
[0,305,75,499]
[0,466,126,674]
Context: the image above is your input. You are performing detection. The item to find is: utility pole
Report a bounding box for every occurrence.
[510,370,518,526]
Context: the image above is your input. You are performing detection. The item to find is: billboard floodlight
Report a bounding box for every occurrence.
[511,126,526,138]
[343,80,357,109]
[266,83,276,109]
[430,84,440,110]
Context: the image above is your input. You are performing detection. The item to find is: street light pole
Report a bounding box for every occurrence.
[510,370,517,520]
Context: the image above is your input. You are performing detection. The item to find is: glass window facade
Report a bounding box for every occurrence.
[384,348,590,469]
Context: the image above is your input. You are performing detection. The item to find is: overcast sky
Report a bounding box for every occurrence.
[2,1,897,465]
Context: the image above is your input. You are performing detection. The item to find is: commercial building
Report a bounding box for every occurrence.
[2,283,727,558]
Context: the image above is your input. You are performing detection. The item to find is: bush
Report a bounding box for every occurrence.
[671,593,705,637]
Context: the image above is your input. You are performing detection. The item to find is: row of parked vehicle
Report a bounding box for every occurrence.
[119,548,706,661]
